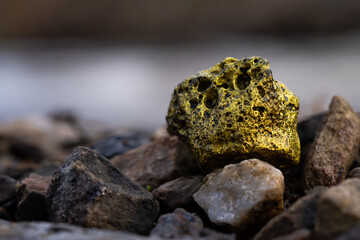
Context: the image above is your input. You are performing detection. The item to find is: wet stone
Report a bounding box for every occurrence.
[193,159,285,235]
[166,56,300,172]
[46,146,159,234]
[302,96,360,193]
[16,173,51,221]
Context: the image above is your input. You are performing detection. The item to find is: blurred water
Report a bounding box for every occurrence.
[1,34,360,130]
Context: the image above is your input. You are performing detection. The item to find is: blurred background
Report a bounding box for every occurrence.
[1,0,360,131]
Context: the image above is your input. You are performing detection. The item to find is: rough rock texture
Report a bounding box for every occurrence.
[302,96,360,192]
[151,208,235,240]
[152,176,202,212]
[254,187,327,240]
[16,173,51,221]
[46,146,159,234]
[166,56,300,172]
[110,135,196,189]
[348,167,360,178]
[193,159,285,234]
[90,131,150,159]
[315,179,360,239]
[0,175,19,220]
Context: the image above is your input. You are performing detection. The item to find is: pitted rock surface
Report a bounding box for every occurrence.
[46,146,159,234]
[166,56,300,172]
[193,159,285,235]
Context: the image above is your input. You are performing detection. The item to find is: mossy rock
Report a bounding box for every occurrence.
[166,56,300,173]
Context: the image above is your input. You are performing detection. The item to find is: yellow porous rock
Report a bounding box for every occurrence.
[166,56,300,172]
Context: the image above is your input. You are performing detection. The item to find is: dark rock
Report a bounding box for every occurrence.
[348,167,360,178]
[90,131,150,159]
[0,175,19,220]
[315,179,360,239]
[272,229,311,240]
[297,112,325,161]
[302,96,360,193]
[46,146,159,234]
[254,187,327,240]
[336,223,360,240]
[151,208,203,238]
[110,135,197,189]
[152,176,202,212]
[16,173,51,221]
[151,208,235,240]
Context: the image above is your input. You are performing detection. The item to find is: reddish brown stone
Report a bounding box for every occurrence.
[16,173,51,221]
[302,96,360,193]
[110,136,196,189]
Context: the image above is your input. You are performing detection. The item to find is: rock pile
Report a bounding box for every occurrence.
[0,57,359,240]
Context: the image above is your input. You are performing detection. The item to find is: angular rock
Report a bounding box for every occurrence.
[46,146,159,234]
[166,56,300,172]
[90,131,150,159]
[110,135,196,189]
[151,208,235,240]
[0,175,19,220]
[315,179,360,239]
[302,96,360,192]
[254,187,327,240]
[348,167,360,178]
[193,159,285,235]
[152,176,202,212]
[16,173,51,221]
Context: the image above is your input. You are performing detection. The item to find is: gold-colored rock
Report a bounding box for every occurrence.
[166,56,300,172]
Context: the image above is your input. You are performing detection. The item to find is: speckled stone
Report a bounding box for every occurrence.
[166,56,300,172]
[193,159,285,235]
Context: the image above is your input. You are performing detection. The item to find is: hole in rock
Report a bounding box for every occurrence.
[257,86,265,98]
[204,88,219,109]
[189,100,198,109]
[197,77,212,92]
[236,66,251,90]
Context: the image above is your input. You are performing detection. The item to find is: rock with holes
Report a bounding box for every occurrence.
[166,56,300,172]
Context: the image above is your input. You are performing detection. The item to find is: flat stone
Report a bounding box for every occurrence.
[90,131,150,159]
[110,135,196,189]
[193,159,284,235]
[46,146,159,234]
[302,96,360,192]
[16,173,51,221]
[254,187,327,240]
[152,176,202,212]
[166,56,300,172]
[315,179,360,239]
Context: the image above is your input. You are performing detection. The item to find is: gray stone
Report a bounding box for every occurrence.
[152,176,202,212]
[46,146,159,234]
[193,159,285,235]
[90,131,150,159]
[315,179,360,239]
[110,135,196,189]
[254,187,326,240]
[302,96,360,193]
